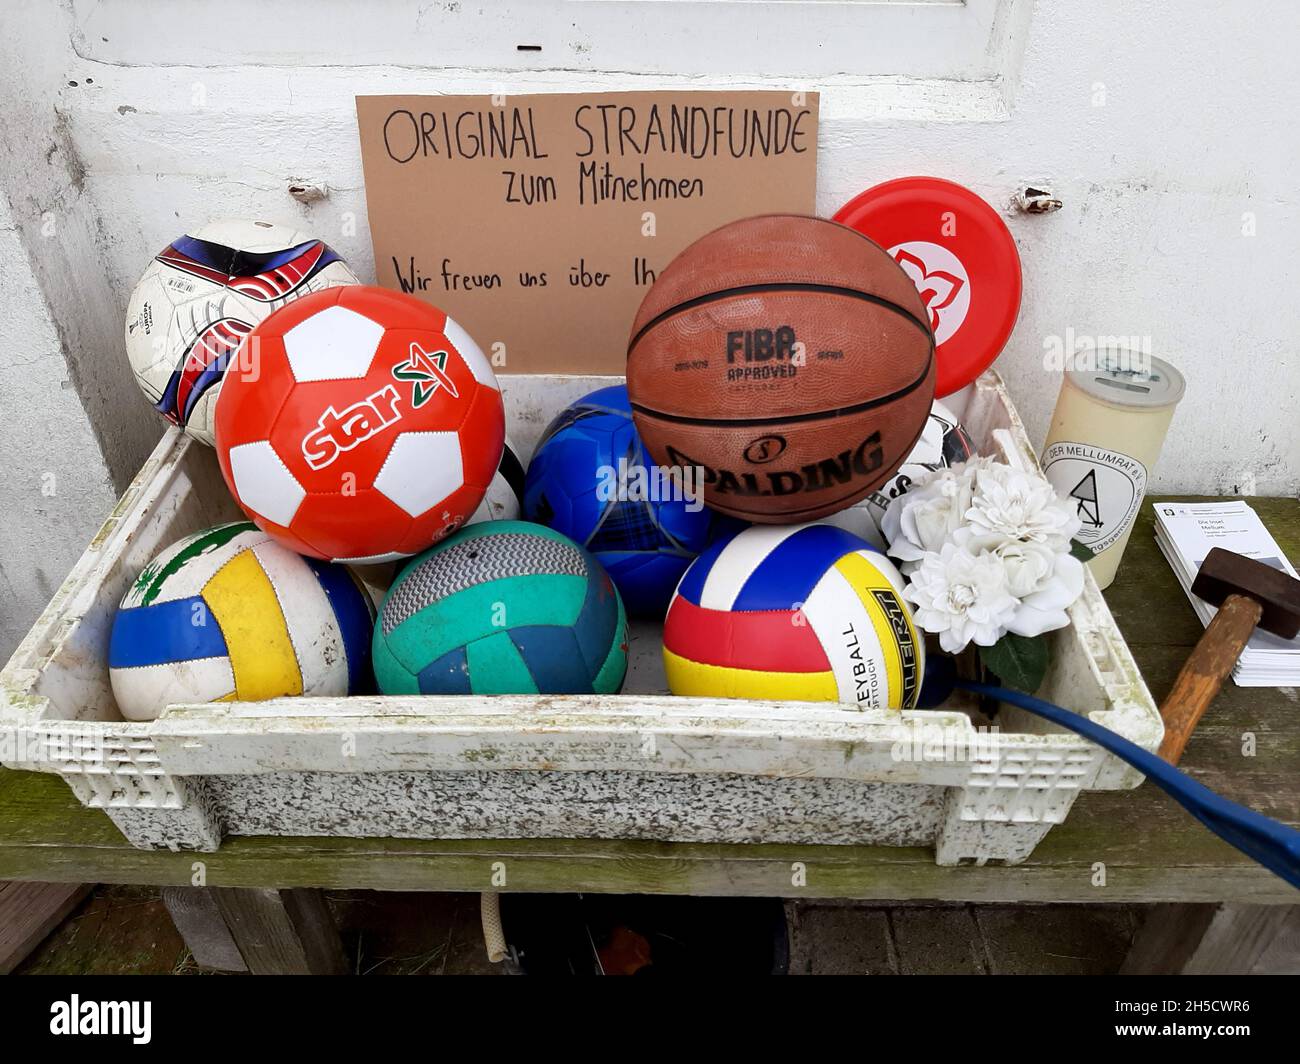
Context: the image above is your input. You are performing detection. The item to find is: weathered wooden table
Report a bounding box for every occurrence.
[2,498,1297,973]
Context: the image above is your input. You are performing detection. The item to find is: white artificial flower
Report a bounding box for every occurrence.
[988,537,1058,598]
[903,543,1020,654]
[882,456,1088,649]
[963,464,1082,551]
[1006,551,1086,638]
[881,456,996,571]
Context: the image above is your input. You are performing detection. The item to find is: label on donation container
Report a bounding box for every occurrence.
[1041,441,1148,555]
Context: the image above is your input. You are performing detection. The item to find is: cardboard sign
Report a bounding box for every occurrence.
[356,91,819,374]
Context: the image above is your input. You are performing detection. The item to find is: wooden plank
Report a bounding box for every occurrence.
[892,905,988,974]
[1119,903,1214,973]
[787,904,897,975]
[1252,906,1300,974]
[974,904,1140,975]
[0,880,92,974]
[14,884,188,974]
[0,826,1296,903]
[1121,904,1300,974]
[210,887,347,975]
[161,887,247,972]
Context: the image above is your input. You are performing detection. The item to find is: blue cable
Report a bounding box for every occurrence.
[955,680,1300,891]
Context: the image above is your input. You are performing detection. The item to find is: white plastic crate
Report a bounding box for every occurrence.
[0,371,1163,862]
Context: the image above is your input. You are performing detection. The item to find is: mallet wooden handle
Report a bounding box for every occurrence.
[1158,593,1263,764]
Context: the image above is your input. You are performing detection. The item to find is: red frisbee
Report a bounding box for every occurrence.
[834,177,1022,397]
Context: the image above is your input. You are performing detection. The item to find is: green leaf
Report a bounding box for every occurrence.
[1069,538,1095,562]
[978,633,1051,693]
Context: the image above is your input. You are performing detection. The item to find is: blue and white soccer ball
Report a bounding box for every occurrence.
[523,385,741,617]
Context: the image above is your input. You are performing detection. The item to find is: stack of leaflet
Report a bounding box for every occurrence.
[1154,500,1300,686]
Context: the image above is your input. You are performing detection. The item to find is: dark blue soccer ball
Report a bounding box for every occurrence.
[523,385,741,617]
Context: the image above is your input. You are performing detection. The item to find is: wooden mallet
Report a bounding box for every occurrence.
[1159,546,1300,763]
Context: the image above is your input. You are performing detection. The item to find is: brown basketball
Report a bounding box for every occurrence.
[626,214,936,523]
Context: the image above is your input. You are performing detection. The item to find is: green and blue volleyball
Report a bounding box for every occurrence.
[373,520,627,695]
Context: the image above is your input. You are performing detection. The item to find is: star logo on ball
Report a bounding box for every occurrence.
[392,342,459,408]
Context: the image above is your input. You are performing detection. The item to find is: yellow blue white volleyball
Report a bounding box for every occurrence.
[662,524,923,709]
[108,522,374,720]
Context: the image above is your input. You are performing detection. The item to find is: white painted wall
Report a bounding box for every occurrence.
[0,187,119,658]
[0,2,148,661]
[2,0,1298,659]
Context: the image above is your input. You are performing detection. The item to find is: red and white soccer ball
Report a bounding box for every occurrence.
[214,286,505,563]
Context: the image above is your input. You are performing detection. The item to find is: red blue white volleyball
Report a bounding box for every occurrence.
[663,524,924,709]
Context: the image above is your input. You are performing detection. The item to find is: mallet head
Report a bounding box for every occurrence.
[1192,547,1300,639]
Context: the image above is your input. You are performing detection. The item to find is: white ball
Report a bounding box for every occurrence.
[124,219,359,446]
[864,398,976,531]
[466,435,524,525]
